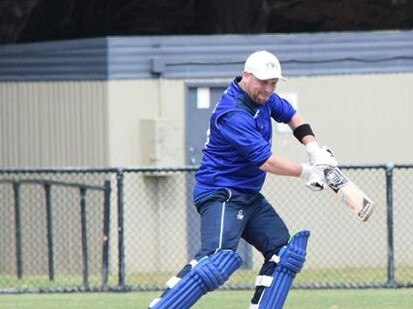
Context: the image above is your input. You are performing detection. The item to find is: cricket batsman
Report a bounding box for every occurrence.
[148,50,337,308]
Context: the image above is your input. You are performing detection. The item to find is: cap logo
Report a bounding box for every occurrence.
[266,62,276,69]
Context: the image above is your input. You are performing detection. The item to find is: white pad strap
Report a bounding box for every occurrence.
[148,298,161,308]
[270,253,281,264]
[189,259,198,267]
[166,276,181,288]
[255,275,273,287]
[249,305,259,309]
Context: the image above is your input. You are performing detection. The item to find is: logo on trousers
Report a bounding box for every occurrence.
[237,210,244,220]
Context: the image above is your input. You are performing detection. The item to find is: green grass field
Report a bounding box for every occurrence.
[4,265,411,290]
[0,289,412,309]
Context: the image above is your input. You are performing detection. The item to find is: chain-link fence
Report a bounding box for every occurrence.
[0,165,412,293]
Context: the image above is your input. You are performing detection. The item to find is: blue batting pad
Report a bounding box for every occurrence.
[258,230,310,309]
[149,250,242,309]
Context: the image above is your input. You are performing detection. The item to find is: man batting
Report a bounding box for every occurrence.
[148,50,337,308]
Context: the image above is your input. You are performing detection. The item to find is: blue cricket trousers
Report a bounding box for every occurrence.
[193,188,290,261]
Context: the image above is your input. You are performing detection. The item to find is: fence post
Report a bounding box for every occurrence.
[80,186,89,288]
[101,180,111,288]
[12,182,23,280]
[116,169,126,288]
[44,183,55,281]
[385,163,395,288]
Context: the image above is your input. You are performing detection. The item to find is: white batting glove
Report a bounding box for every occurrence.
[300,164,326,191]
[305,142,338,167]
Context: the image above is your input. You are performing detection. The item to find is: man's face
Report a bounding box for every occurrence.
[242,72,279,105]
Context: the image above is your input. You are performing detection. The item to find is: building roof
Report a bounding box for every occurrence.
[0,30,412,81]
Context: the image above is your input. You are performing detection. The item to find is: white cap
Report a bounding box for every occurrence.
[243,50,286,81]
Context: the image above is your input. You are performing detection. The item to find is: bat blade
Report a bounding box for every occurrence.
[324,167,375,222]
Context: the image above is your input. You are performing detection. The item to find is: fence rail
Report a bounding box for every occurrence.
[0,164,412,293]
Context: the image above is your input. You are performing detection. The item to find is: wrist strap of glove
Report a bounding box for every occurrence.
[300,164,313,179]
[305,141,320,155]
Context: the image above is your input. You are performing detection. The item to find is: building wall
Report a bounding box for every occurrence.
[273,73,413,165]
[106,79,185,167]
[136,73,412,169]
[1,73,411,169]
[0,81,108,168]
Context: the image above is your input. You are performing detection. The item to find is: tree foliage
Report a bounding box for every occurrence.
[0,0,412,44]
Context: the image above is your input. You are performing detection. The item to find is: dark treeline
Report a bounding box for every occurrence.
[0,0,412,44]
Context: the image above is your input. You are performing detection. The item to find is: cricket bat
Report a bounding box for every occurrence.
[324,167,375,222]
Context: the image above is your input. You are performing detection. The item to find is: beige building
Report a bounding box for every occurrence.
[0,31,412,169]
